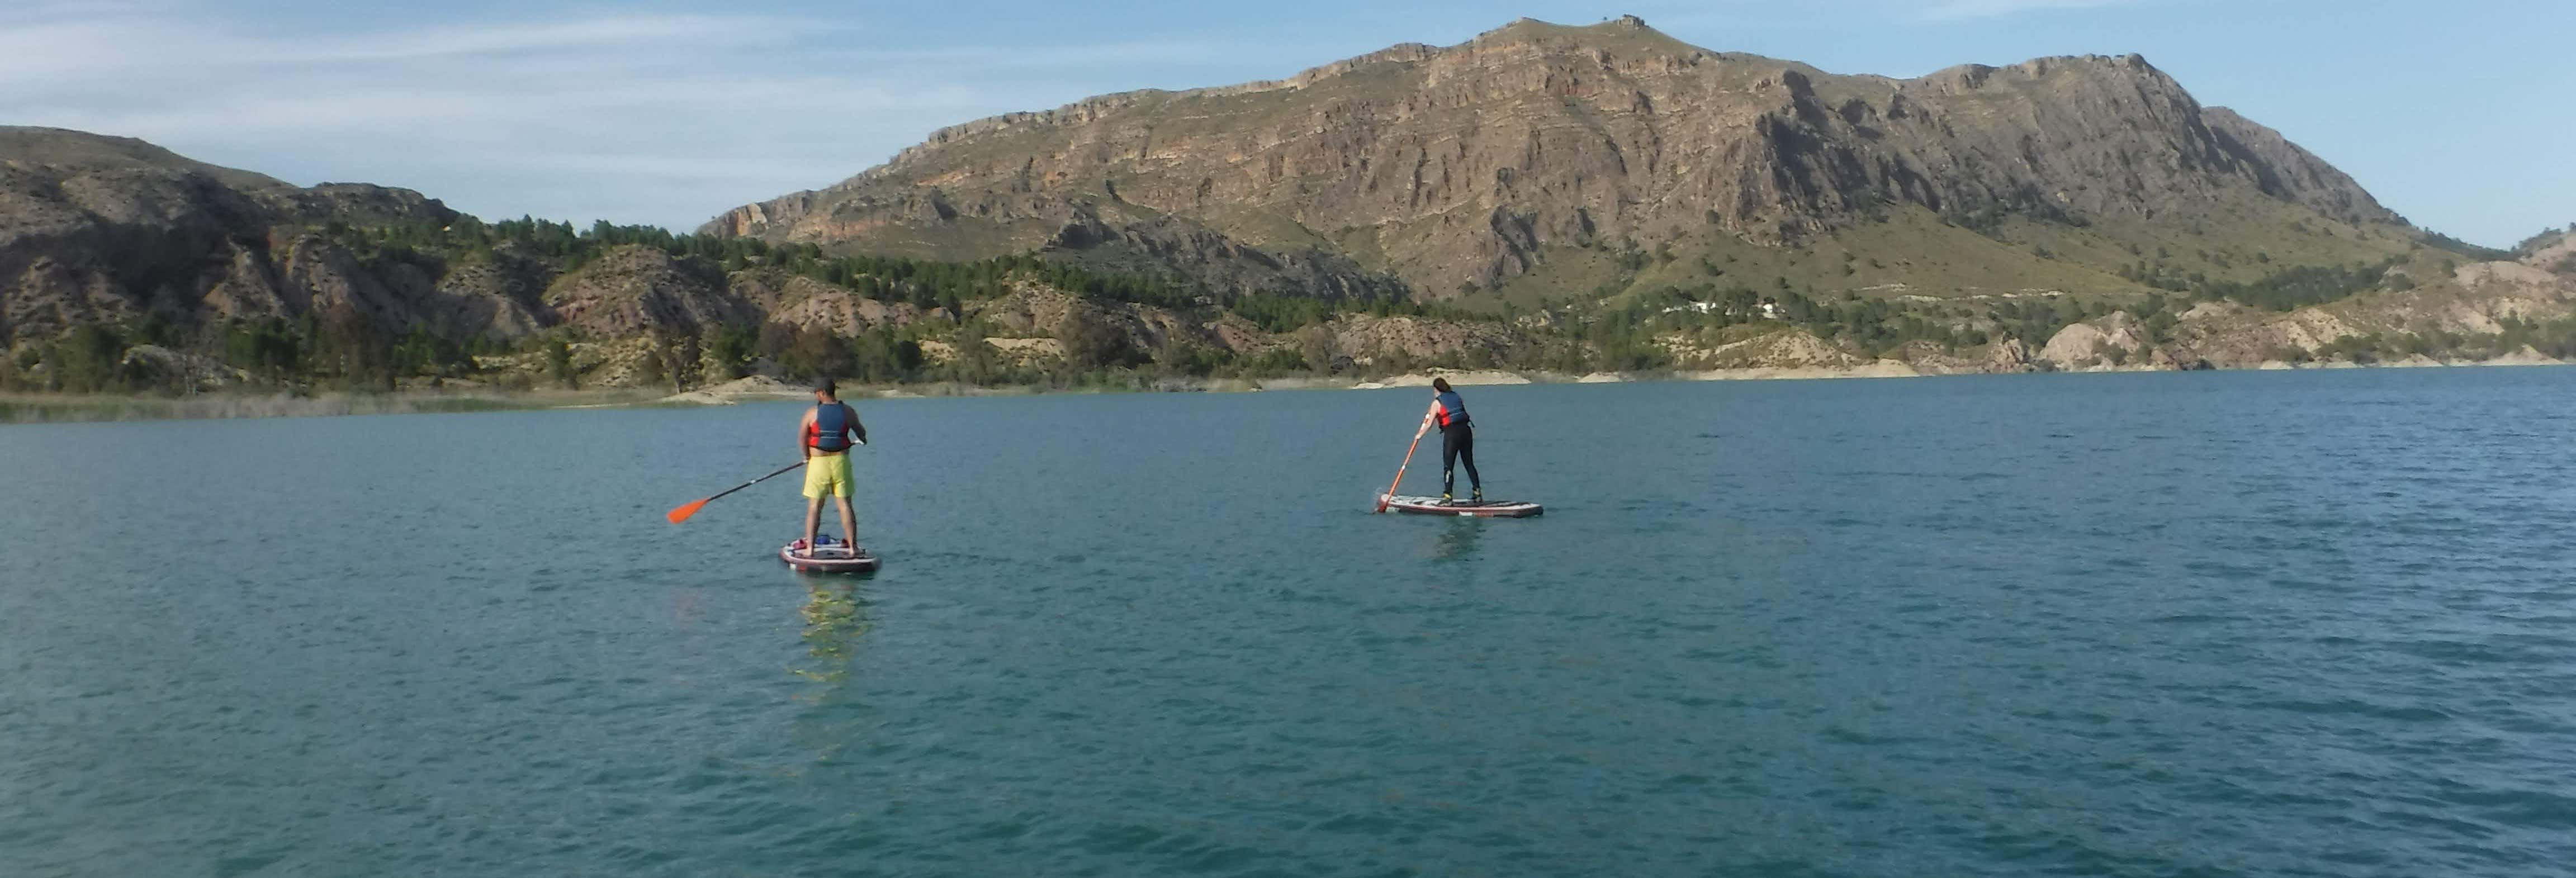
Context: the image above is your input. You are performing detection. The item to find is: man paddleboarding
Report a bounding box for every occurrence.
[1423,377,1481,504]
[797,378,868,556]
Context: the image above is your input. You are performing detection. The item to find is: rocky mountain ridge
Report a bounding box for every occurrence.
[706,15,2406,303]
[0,126,1557,391]
[2,14,2569,398]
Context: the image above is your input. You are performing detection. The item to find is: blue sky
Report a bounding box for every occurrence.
[2,1,2565,246]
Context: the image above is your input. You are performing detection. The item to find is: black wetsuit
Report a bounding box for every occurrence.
[1435,390,1480,497]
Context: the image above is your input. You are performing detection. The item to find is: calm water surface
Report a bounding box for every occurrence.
[4,369,2575,877]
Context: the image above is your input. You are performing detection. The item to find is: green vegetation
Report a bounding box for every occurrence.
[1,215,1499,396]
[0,391,607,425]
[2309,314,2576,364]
[9,202,2565,410]
[2418,230,2514,262]
[1584,281,2100,364]
[2199,259,2398,311]
[329,217,1438,325]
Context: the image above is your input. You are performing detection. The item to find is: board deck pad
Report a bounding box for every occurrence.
[1382,495,1543,518]
[781,538,880,573]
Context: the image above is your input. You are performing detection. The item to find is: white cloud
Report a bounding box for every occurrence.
[1920,0,2139,20]
[0,0,173,26]
[0,12,800,77]
[0,8,1264,229]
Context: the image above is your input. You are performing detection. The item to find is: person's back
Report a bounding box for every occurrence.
[1427,377,1480,503]
[809,398,859,453]
[1433,387,1469,428]
[797,379,867,554]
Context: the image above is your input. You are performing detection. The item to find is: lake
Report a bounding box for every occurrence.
[4,368,2574,876]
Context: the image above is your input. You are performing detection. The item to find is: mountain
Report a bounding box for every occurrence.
[2520,225,2575,273]
[0,126,1534,393]
[0,127,480,343]
[3,18,2573,402]
[704,15,2412,306]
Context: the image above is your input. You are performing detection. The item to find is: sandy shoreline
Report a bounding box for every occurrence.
[652,355,2573,406]
[8,357,2566,424]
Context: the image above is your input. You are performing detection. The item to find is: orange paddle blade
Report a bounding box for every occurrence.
[665,498,710,524]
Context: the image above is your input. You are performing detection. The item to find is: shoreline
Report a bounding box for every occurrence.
[6,357,2568,424]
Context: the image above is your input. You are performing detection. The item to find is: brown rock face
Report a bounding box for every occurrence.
[2038,312,2146,368]
[1985,337,2033,372]
[544,246,755,338]
[0,126,460,344]
[0,128,853,352]
[733,273,930,336]
[704,16,2398,300]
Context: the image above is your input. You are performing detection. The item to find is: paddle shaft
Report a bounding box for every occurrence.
[1375,415,1432,512]
[703,460,806,506]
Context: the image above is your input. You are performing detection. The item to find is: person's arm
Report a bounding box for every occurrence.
[797,409,815,461]
[844,403,868,445]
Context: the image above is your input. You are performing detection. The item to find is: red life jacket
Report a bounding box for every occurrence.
[806,402,857,452]
[1434,390,1468,427]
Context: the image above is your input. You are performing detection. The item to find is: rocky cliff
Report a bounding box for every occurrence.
[0,128,904,352]
[705,15,2407,302]
[0,127,1542,391]
[4,16,2568,397]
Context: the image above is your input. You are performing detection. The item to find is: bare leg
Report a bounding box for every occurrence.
[834,496,859,549]
[804,496,826,554]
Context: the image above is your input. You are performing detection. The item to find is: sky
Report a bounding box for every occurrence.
[2,0,2565,247]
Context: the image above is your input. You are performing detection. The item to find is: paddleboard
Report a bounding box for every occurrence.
[1381,495,1543,518]
[781,537,880,573]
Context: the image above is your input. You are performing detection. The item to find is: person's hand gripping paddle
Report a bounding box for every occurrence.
[662,442,858,525]
[1372,411,1433,513]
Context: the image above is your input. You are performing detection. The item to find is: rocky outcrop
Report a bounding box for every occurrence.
[963,283,1224,354]
[1704,329,1864,369]
[0,126,458,345]
[544,246,755,337]
[119,344,245,390]
[1985,337,2032,372]
[1325,312,1529,366]
[733,271,933,335]
[2038,312,2147,369]
[424,247,554,340]
[2515,226,2570,273]
[1038,208,1407,301]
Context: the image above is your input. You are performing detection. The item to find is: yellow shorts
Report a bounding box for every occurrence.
[802,453,853,499]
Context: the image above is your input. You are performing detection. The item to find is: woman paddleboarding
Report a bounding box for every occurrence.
[1372,378,1538,516]
[1424,377,1480,504]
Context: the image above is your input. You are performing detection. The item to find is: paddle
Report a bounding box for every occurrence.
[1372,412,1433,513]
[666,461,807,524]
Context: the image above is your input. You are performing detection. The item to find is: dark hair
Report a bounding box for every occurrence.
[1432,377,1452,392]
[814,378,837,395]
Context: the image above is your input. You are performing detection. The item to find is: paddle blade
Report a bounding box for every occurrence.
[1373,493,1391,514]
[665,498,710,524]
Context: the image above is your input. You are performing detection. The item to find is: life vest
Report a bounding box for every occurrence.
[807,402,856,452]
[1434,390,1469,428]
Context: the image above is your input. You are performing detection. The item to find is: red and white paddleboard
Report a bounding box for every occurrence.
[781,538,880,573]
[1380,495,1544,518]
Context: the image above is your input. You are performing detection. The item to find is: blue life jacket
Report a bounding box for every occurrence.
[1434,390,1469,428]
[808,403,856,452]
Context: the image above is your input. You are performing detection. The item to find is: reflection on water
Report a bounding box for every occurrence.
[1428,516,1484,561]
[793,578,872,696]
[17,372,2576,876]
[788,577,874,771]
